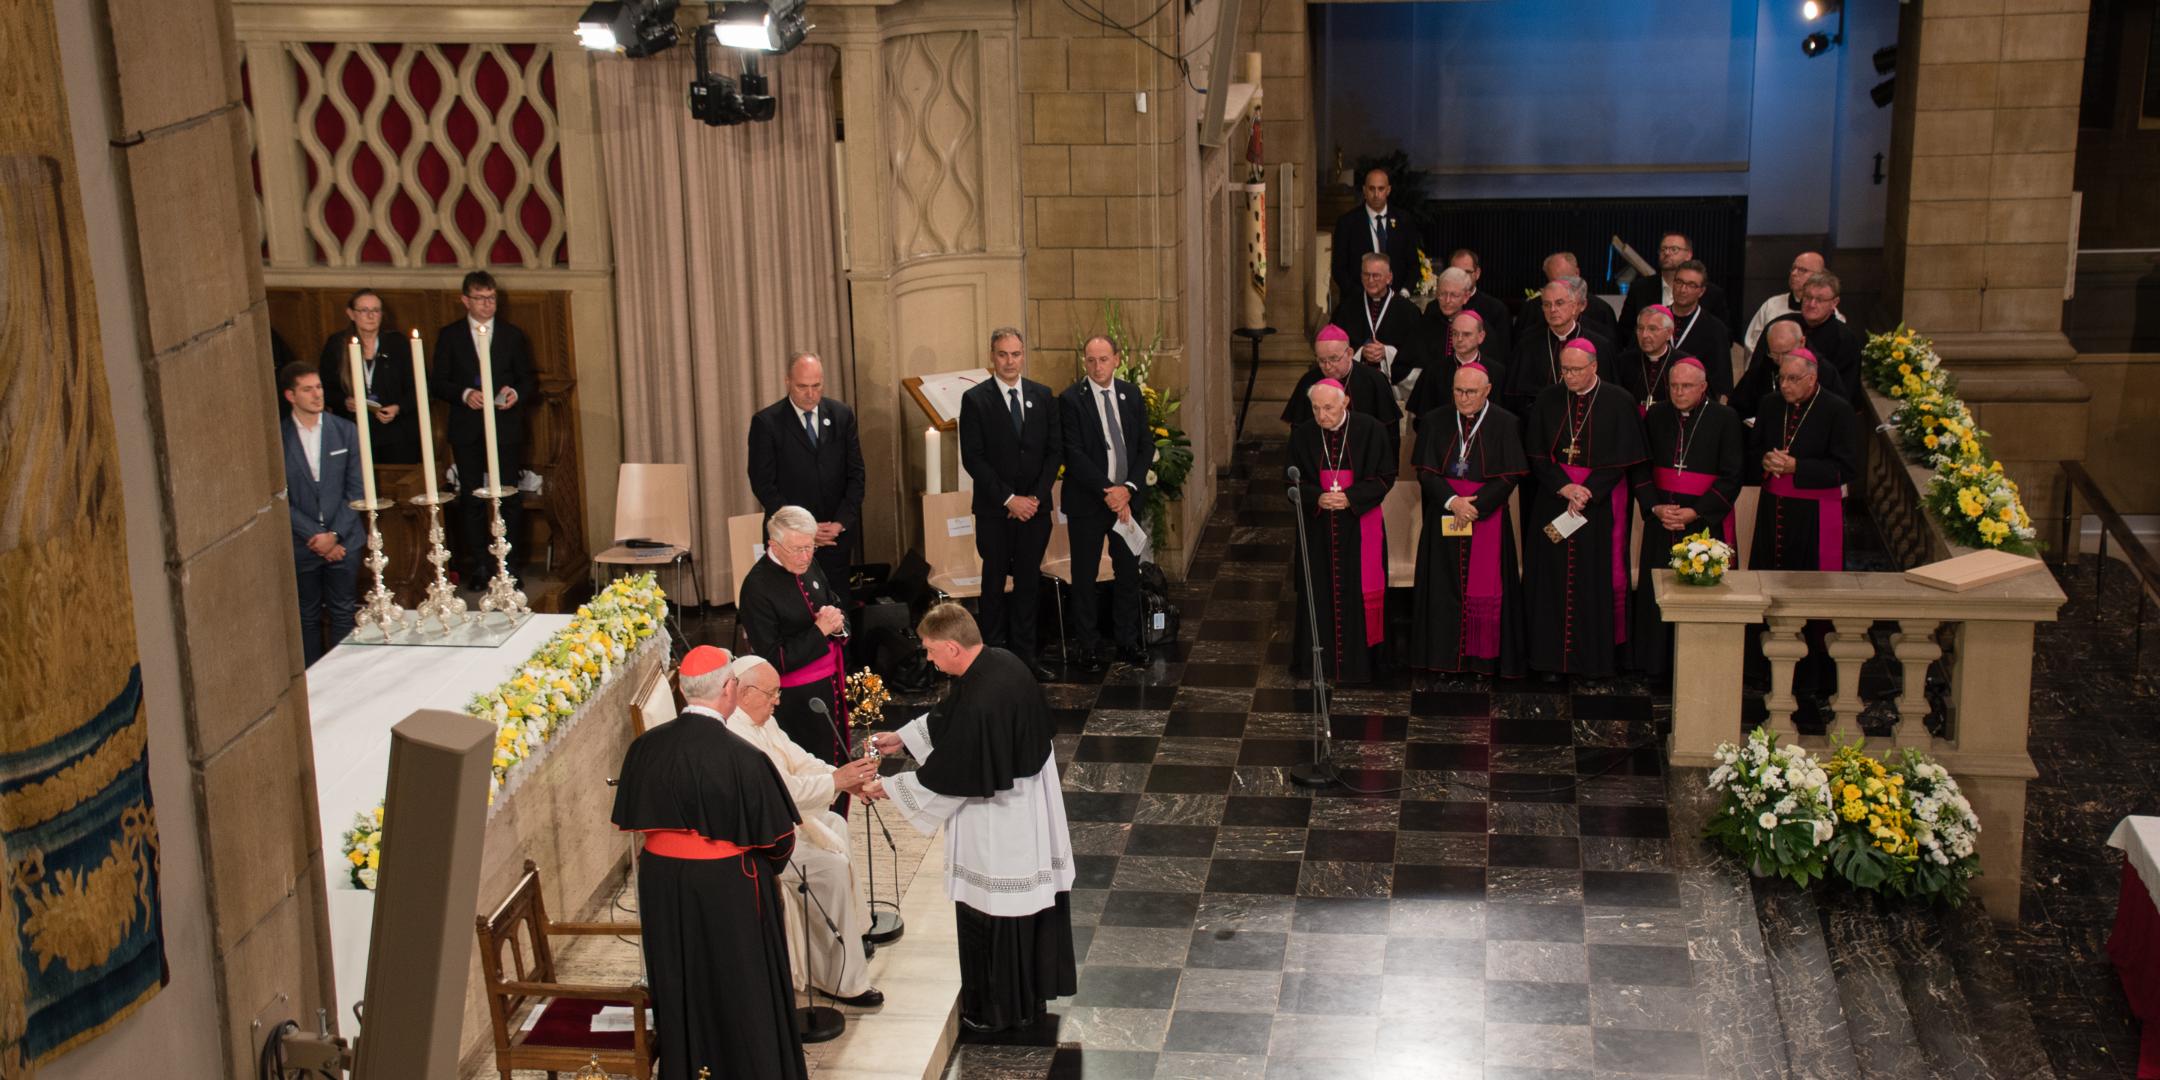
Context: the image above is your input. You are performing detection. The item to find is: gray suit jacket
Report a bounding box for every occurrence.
[283,412,366,560]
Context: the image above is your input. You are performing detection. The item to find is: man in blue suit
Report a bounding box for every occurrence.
[959,327,1062,681]
[1058,335,1156,670]
[281,362,367,664]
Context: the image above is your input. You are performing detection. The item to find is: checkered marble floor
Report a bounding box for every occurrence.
[943,445,1706,1080]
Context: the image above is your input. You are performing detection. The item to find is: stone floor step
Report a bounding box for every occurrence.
[1936,900,2060,1080]
[1752,879,1864,1079]
[1824,900,1934,1078]
[1880,902,1995,1077]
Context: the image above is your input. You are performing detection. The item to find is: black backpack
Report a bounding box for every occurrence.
[1137,561,1179,646]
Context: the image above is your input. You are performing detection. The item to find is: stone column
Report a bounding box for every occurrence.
[1884,0,2093,523]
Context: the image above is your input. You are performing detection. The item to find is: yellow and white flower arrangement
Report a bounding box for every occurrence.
[1925,459,2037,554]
[1823,741,1983,905]
[340,805,384,890]
[1862,324,1945,399]
[1669,529,1734,586]
[340,573,668,889]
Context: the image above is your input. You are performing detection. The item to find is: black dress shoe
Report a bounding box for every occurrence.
[1116,645,1150,665]
[959,1014,1005,1035]
[1032,663,1058,682]
[1073,649,1108,673]
[830,987,884,1008]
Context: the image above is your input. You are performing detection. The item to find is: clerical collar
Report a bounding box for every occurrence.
[1573,377,1601,397]
[1322,415,1348,433]
[1366,290,1388,305]
[1645,346,1670,361]
[766,548,791,570]
[1552,323,1578,341]
[682,703,724,721]
[1670,304,1697,319]
[1458,350,1480,366]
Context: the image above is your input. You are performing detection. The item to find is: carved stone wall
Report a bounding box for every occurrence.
[885,31,986,262]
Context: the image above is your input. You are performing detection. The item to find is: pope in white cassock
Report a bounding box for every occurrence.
[867,602,1076,1034]
[724,656,887,1007]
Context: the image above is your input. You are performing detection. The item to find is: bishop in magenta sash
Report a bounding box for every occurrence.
[1630,357,1744,676]
[1288,377,1395,686]
[1521,339,1645,679]
[1411,363,1527,676]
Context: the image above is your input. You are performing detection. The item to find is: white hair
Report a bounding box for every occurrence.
[1437,267,1473,290]
[678,665,737,703]
[1640,308,1674,330]
[767,505,817,542]
[1553,275,1588,304]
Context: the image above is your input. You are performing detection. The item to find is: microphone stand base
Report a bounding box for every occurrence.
[866,905,905,945]
[1288,761,1339,789]
[797,1005,846,1043]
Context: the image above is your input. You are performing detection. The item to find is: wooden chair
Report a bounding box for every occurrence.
[593,464,700,609]
[475,860,653,1080]
[628,661,678,736]
[922,490,984,600]
[1039,481,1117,663]
[726,511,766,606]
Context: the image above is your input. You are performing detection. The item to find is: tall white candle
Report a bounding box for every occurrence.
[476,325,501,495]
[347,337,378,506]
[409,329,439,503]
[925,427,942,494]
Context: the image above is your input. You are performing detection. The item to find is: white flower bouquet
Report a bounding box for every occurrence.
[1669,529,1734,586]
[1703,728,1836,886]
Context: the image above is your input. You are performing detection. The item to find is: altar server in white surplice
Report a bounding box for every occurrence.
[723,656,885,1007]
[866,603,1076,1035]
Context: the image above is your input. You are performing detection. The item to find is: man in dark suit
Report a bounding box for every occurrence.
[1329,167,1421,307]
[959,327,1063,681]
[317,287,421,463]
[1618,232,1733,338]
[1058,335,1157,671]
[1515,252,1618,343]
[1735,271,1863,416]
[1328,252,1431,393]
[747,351,868,606]
[280,362,367,665]
[429,270,537,587]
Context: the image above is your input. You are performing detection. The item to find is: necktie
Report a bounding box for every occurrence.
[1101,389,1127,484]
[1008,387,1024,438]
[1374,214,1388,252]
[803,408,818,448]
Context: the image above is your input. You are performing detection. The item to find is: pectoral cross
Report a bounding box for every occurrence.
[1564,443,1581,465]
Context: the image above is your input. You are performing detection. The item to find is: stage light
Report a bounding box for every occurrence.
[1874,45,1897,75]
[1871,77,1896,108]
[576,2,625,50]
[714,0,808,53]
[1803,0,1840,21]
[1802,32,1833,57]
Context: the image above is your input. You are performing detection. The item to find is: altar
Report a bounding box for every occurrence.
[307,614,667,1065]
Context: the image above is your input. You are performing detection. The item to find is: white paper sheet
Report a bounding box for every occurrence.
[946,516,975,538]
[1546,510,1587,542]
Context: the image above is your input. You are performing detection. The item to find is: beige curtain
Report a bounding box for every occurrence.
[595,45,850,605]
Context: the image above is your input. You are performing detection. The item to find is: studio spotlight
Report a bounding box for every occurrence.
[1873,45,1898,75]
[715,0,809,53]
[1802,0,1840,21]
[1871,77,1896,108]
[578,0,680,57]
[1801,32,1833,57]
[575,2,625,51]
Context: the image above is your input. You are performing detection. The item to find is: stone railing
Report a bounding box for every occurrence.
[1657,568,2066,921]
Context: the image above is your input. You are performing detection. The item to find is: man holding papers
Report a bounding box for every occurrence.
[1058,335,1157,670]
[1521,339,1645,680]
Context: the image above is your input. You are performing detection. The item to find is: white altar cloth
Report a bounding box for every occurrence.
[2110,816,2160,912]
[309,615,572,1028]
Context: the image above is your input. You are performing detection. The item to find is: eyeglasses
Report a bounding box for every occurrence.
[1777,373,1816,384]
[465,292,499,304]
[738,683,778,701]
[1559,364,1594,375]
[771,539,813,557]
[1673,279,1706,291]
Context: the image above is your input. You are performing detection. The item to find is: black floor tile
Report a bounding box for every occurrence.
[1146,765,1235,794]
[1073,855,1121,890]
[1489,834,1581,869]
[1575,744,1665,777]
[1125,825,1219,858]
[1074,735,1162,764]
[1185,928,1289,970]
[1488,772,1577,803]
[1099,890,1202,929]
[1588,943,1694,987]
[1410,689,1492,717]
[1569,694,1653,721]
[1405,742,1492,771]
[1330,713,1408,741]
[1486,980,1591,1025]
[1251,687,1317,712]
[1164,710,1247,738]
[1577,804,1670,838]
[1304,828,1396,862]
[1046,1047,1157,1079]
[1391,864,1486,900]
[1069,965,1182,1009]
[1198,620,1270,642]
[1399,800,1487,833]
[1183,663,1262,687]
[1064,792,1142,823]
[1224,796,1313,827]
[1162,1010,1273,1054]
[1094,684,1177,709]
[1582,870,1682,908]
[1204,859,1302,895]
[1592,1028,1706,1076]
[1492,712,1575,745]
[1485,902,1586,943]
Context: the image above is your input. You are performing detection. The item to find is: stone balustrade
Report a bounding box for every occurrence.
[1657,568,2066,921]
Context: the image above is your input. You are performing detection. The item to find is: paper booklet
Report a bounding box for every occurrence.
[1441,514,1474,538]
[1113,514,1152,561]
[1543,510,1587,543]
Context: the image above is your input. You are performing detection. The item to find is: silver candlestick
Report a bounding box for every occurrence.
[348,497,406,640]
[408,491,467,632]
[476,483,530,621]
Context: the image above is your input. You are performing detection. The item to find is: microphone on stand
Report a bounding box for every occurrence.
[791,863,846,1043]
[1285,465,1301,487]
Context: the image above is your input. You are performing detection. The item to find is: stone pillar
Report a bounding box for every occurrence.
[1884,0,2092,524]
[1655,572,1770,768]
